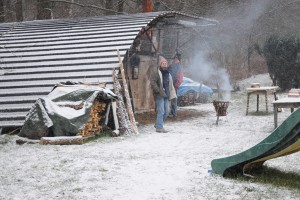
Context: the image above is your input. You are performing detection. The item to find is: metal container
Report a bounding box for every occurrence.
[213,100,229,116]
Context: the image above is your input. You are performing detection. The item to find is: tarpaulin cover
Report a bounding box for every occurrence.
[18,85,117,139]
[177,77,213,97]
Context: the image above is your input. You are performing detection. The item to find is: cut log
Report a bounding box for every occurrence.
[16,137,40,145]
[77,99,106,137]
[40,136,83,145]
[112,101,119,130]
[105,102,111,125]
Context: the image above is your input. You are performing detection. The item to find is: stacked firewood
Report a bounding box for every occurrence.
[78,99,107,137]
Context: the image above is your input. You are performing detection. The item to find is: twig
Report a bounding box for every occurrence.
[49,0,122,14]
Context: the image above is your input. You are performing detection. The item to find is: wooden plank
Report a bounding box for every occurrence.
[117,49,139,134]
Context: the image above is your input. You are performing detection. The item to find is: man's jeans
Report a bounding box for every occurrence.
[170,97,177,117]
[155,96,169,129]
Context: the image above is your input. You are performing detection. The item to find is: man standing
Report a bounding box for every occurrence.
[151,56,176,133]
[168,52,184,118]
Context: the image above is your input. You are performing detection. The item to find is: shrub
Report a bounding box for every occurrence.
[256,35,300,90]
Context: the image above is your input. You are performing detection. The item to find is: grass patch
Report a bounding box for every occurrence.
[83,130,112,143]
[247,111,273,116]
[233,166,300,189]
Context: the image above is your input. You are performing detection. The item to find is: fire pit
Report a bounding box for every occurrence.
[213,100,229,125]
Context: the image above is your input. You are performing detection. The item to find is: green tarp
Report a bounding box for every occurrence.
[18,85,117,139]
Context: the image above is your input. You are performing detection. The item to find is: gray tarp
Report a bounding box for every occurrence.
[18,85,117,139]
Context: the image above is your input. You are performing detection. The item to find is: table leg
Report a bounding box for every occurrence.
[265,93,268,113]
[274,92,277,100]
[274,92,282,112]
[274,105,278,128]
[246,94,250,115]
[256,94,259,112]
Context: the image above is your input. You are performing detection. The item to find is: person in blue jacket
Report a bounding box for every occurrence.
[168,52,184,118]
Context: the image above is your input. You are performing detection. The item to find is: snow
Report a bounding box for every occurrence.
[1,73,300,200]
[274,97,300,103]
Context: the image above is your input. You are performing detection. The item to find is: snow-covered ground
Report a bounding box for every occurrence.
[1,74,300,200]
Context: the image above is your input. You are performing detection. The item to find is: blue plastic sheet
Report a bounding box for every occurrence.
[177,77,213,97]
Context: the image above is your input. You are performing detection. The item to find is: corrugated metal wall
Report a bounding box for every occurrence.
[0,12,167,128]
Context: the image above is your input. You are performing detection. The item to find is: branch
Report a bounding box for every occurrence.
[267,0,300,14]
[49,0,123,14]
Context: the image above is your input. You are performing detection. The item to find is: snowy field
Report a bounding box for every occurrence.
[1,74,300,200]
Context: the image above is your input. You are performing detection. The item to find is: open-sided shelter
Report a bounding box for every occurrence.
[0,11,217,132]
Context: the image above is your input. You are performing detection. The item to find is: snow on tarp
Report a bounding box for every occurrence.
[18,84,117,139]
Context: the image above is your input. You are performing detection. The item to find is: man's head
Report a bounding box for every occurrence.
[173,53,181,64]
[159,56,168,70]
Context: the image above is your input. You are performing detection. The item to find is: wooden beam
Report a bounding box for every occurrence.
[116,49,139,134]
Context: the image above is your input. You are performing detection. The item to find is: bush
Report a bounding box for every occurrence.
[256,35,300,90]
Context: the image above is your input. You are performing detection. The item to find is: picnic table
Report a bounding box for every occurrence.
[272,97,300,128]
[246,86,279,115]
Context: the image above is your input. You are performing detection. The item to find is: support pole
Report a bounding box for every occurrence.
[256,94,259,112]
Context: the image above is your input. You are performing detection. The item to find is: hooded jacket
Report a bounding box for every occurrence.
[151,68,176,100]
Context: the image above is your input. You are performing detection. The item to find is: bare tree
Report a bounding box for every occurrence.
[0,0,4,22]
[37,0,52,19]
[105,0,114,15]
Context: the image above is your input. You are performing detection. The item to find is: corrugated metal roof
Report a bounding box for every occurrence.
[0,11,203,129]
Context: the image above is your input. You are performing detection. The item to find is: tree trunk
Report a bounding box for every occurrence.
[22,0,38,21]
[16,0,23,21]
[37,0,52,20]
[68,0,74,17]
[117,0,124,13]
[0,0,4,22]
[105,0,113,15]
[3,0,16,22]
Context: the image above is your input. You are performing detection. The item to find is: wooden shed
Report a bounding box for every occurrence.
[0,11,217,132]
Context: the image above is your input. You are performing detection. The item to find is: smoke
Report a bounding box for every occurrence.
[185,0,273,100]
[189,53,232,100]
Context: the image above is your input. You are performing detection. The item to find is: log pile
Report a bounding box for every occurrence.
[77,98,107,137]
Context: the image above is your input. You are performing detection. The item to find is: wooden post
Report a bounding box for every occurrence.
[256,94,259,112]
[274,104,278,128]
[112,101,119,130]
[216,82,222,100]
[104,102,111,125]
[246,93,250,115]
[116,49,139,134]
[265,93,268,113]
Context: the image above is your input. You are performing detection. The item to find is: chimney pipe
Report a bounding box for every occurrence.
[143,0,153,12]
